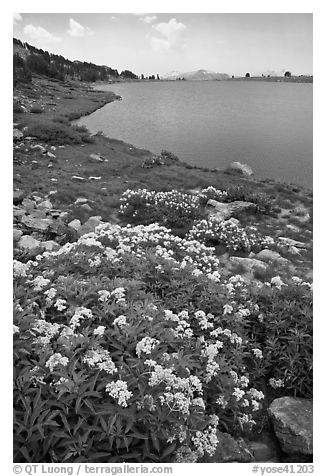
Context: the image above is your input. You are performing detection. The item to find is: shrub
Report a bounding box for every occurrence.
[13,223,272,463]
[119,189,202,229]
[187,217,276,253]
[197,186,275,215]
[25,120,93,145]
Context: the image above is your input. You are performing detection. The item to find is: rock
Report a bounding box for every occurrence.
[89,176,102,180]
[21,198,36,211]
[13,228,23,242]
[229,256,267,274]
[89,153,104,162]
[247,441,278,462]
[38,200,53,210]
[28,209,48,219]
[13,189,25,205]
[21,216,53,232]
[50,146,56,151]
[277,237,306,249]
[47,152,56,159]
[13,206,26,220]
[77,216,102,237]
[255,249,289,265]
[206,199,256,222]
[226,161,254,177]
[31,144,46,153]
[80,203,93,212]
[200,430,253,462]
[41,240,60,252]
[17,235,41,250]
[74,197,89,205]
[48,163,53,168]
[72,175,86,181]
[268,397,313,455]
[286,224,301,233]
[13,128,23,140]
[68,219,81,231]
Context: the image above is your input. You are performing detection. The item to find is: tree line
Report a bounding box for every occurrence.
[13,38,160,85]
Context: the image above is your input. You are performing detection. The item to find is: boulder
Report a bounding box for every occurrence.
[277,237,306,249]
[68,219,81,232]
[21,198,36,211]
[13,190,25,205]
[255,249,289,265]
[229,256,267,274]
[206,199,256,222]
[74,197,89,205]
[246,441,278,462]
[89,153,104,162]
[17,235,41,250]
[268,397,313,455]
[38,200,53,210]
[13,228,23,242]
[13,128,23,140]
[28,209,48,219]
[72,175,86,181]
[77,216,102,237]
[41,240,60,252]
[226,161,254,177]
[21,215,53,232]
[13,207,26,220]
[200,430,253,462]
[31,144,46,153]
[80,203,93,212]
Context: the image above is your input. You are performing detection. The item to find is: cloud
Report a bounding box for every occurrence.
[149,18,186,52]
[23,24,61,43]
[13,13,23,25]
[67,18,94,37]
[140,15,157,24]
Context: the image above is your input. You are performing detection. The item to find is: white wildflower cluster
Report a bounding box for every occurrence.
[269,377,285,389]
[191,426,219,457]
[145,359,203,415]
[187,218,273,253]
[93,325,106,336]
[252,348,263,359]
[13,260,31,277]
[112,315,128,327]
[45,352,69,372]
[291,276,313,290]
[69,307,93,330]
[119,188,201,220]
[136,336,160,357]
[13,325,20,334]
[32,319,61,345]
[194,310,214,330]
[83,345,117,374]
[88,255,102,267]
[105,380,133,407]
[197,186,229,203]
[54,299,67,311]
[92,222,220,278]
[163,310,193,339]
[111,287,126,304]
[32,276,51,291]
[44,287,57,303]
[270,276,287,289]
[78,234,104,248]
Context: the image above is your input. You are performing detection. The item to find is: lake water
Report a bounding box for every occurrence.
[77,81,313,189]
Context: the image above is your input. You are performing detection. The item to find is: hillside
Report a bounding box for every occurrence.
[13,37,137,85]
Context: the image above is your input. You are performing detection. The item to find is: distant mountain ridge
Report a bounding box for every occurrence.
[161,69,230,81]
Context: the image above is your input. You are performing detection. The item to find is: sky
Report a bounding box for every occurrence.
[13,12,313,77]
